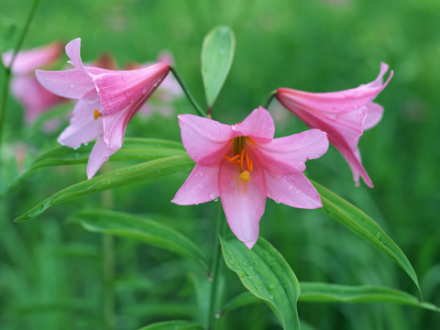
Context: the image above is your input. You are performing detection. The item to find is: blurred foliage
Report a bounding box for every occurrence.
[0,0,439,329]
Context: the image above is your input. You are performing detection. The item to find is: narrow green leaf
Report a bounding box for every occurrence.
[7,138,186,194]
[311,179,422,297]
[69,209,208,271]
[138,320,203,330]
[219,283,440,316]
[14,155,194,222]
[220,237,300,330]
[299,282,438,311]
[201,25,235,107]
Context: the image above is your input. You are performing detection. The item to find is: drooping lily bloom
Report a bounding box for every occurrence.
[276,63,393,188]
[36,38,170,179]
[172,107,329,248]
[125,51,183,118]
[2,42,67,122]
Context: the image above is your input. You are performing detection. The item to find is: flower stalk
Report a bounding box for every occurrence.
[207,202,227,330]
[264,89,278,109]
[0,0,41,154]
[169,66,207,118]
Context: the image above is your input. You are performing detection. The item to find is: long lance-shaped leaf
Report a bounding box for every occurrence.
[8,138,186,191]
[218,283,440,317]
[69,209,208,271]
[201,26,235,107]
[310,179,421,297]
[138,320,203,330]
[220,237,301,330]
[14,155,194,222]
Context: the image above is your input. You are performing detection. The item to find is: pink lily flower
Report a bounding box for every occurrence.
[172,107,329,248]
[2,42,67,122]
[276,63,393,188]
[125,51,183,119]
[36,38,170,179]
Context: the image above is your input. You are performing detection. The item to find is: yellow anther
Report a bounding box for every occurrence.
[239,170,251,182]
[93,109,101,120]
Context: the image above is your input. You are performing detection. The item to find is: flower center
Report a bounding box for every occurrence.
[224,136,253,182]
[93,109,102,120]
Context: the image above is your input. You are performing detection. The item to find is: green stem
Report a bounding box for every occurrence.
[170,66,207,118]
[264,90,278,109]
[102,189,115,330]
[0,0,42,154]
[102,234,115,330]
[207,203,227,330]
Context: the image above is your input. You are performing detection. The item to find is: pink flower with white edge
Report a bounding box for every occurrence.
[172,107,329,249]
[2,41,67,122]
[36,38,170,179]
[276,63,393,188]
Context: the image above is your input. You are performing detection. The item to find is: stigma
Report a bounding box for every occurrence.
[93,109,101,120]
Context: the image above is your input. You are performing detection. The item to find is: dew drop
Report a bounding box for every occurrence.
[288,185,293,190]
[268,284,277,290]
[269,294,274,299]
[274,200,281,204]
[236,270,244,277]
[208,193,217,200]
[242,262,248,267]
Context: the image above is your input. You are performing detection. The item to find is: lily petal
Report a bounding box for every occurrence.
[36,68,96,99]
[172,164,220,205]
[219,161,266,249]
[178,114,234,166]
[277,63,393,113]
[87,137,109,179]
[11,75,66,122]
[250,128,328,175]
[58,89,103,148]
[233,106,275,144]
[2,41,63,75]
[265,171,322,208]
[94,63,169,116]
[65,38,90,76]
[363,102,384,130]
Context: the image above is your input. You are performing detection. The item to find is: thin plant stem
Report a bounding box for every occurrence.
[169,66,207,118]
[102,189,115,330]
[264,90,278,109]
[0,0,42,155]
[207,202,227,330]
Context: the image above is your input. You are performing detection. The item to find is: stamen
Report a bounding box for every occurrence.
[245,152,250,170]
[240,149,245,170]
[239,170,251,182]
[93,109,101,120]
[249,158,253,172]
[225,155,240,162]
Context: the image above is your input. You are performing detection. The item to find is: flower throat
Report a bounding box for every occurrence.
[225,136,253,182]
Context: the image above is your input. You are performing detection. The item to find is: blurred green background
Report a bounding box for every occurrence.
[1,0,439,329]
